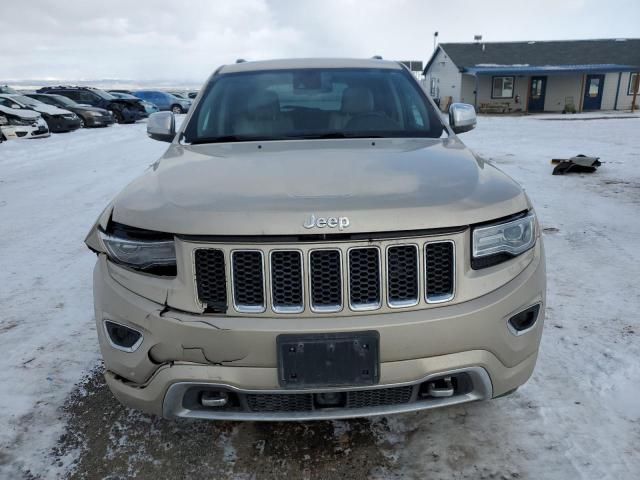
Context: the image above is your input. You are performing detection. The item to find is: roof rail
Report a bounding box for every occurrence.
[235,58,246,63]
[371,55,383,60]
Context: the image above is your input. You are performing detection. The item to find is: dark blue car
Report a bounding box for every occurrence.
[134,91,192,114]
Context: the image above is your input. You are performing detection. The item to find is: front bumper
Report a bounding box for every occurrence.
[94,243,545,420]
[46,115,82,133]
[84,114,115,127]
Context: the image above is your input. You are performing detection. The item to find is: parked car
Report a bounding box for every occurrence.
[133,90,192,114]
[0,85,20,94]
[109,92,159,115]
[85,58,546,421]
[168,90,199,100]
[0,94,81,133]
[26,93,115,128]
[36,86,147,123]
[0,104,50,140]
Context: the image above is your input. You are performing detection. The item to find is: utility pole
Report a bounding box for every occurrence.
[632,72,639,113]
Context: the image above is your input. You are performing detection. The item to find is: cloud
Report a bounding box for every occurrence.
[0,0,638,83]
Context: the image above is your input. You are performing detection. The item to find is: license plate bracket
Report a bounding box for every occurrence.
[277,331,380,388]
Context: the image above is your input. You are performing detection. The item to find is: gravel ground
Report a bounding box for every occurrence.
[1,114,639,479]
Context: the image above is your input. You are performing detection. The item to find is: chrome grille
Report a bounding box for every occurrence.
[194,249,227,313]
[425,241,455,303]
[309,250,343,312]
[348,247,381,310]
[270,250,303,313]
[387,245,419,307]
[231,250,265,312]
[194,239,455,315]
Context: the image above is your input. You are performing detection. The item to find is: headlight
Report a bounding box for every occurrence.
[86,111,103,117]
[99,231,176,273]
[472,212,536,269]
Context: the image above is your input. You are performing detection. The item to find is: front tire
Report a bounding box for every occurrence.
[171,104,184,114]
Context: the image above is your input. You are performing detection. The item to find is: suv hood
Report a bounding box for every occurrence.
[112,137,530,235]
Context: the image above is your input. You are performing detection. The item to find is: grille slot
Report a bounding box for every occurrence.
[425,241,455,302]
[270,250,303,313]
[194,249,227,313]
[246,393,313,412]
[348,247,381,310]
[243,386,414,413]
[387,245,419,307]
[231,250,265,312]
[309,250,343,312]
[346,386,414,408]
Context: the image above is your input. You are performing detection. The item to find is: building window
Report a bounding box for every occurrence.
[430,77,438,97]
[628,73,640,95]
[492,76,514,99]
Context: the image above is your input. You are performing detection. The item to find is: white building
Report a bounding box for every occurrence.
[423,38,640,113]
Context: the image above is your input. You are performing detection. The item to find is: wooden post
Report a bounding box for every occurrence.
[632,72,639,113]
[578,74,586,113]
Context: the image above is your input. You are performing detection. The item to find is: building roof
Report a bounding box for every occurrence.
[424,39,640,75]
[220,58,402,74]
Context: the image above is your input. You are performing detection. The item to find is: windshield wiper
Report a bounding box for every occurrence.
[289,132,384,139]
[189,135,273,144]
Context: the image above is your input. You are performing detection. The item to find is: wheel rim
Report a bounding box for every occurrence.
[172,106,182,114]
[80,120,85,128]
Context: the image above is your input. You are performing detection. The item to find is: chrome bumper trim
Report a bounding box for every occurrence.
[162,366,492,421]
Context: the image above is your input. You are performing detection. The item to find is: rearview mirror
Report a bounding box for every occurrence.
[449,103,476,134]
[147,111,175,142]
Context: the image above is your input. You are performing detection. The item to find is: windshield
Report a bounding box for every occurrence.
[112,93,138,100]
[50,95,77,107]
[184,68,444,143]
[93,89,115,100]
[12,95,44,107]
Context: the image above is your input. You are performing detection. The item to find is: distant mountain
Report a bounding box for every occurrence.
[0,78,204,91]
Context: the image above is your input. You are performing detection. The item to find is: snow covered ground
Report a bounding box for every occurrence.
[1,114,639,479]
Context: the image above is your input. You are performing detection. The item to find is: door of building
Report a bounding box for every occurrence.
[528,76,547,112]
[583,74,605,110]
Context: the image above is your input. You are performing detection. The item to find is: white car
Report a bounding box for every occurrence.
[0,94,81,133]
[0,104,50,140]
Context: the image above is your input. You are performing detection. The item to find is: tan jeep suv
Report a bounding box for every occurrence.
[85,58,545,420]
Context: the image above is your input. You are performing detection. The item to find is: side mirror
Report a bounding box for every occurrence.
[449,103,476,134]
[147,111,175,142]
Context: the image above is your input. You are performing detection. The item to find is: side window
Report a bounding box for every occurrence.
[62,91,81,102]
[154,93,168,104]
[78,91,97,103]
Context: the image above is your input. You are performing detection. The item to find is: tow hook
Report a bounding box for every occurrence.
[426,376,455,398]
[201,391,228,407]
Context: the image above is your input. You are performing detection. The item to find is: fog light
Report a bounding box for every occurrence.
[104,320,143,352]
[507,304,541,335]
